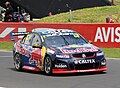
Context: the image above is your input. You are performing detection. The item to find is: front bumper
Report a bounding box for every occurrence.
[53,54,107,73]
[52,66,107,74]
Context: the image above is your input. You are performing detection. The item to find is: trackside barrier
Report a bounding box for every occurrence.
[0,22,120,48]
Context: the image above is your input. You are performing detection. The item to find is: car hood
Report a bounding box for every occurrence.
[55,44,99,54]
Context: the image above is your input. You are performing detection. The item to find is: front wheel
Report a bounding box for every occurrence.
[44,56,52,75]
[14,54,23,71]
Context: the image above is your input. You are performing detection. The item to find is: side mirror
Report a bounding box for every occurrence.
[32,44,42,48]
[88,40,92,44]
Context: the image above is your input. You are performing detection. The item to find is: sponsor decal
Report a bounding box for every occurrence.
[61,47,98,54]
[55,63,67,68]
[79,69,96,72]
[43,32,75,37]
[56,54,70,58]
[73,33,80,38]
[15,42,32,57]
[29,49,42,67]
[94,27,120,43]
[15,42,42,67]
[74,59,95,64]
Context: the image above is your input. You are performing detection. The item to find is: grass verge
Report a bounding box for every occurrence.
[0,42,13,51]
[101,48,120,58]
[0,42,120,58]
[37,5,120,23]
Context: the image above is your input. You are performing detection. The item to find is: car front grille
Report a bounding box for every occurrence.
[72,52,96,58]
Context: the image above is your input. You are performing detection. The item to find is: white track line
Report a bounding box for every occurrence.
[0,87,6,88]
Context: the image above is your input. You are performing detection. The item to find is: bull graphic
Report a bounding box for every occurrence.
[29,49,42,67]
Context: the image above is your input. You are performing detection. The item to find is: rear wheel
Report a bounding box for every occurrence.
[44,56,52,75]
[14,54,23,71]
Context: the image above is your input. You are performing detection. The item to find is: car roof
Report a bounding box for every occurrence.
[32,28,76,34]
[32,28,56,33]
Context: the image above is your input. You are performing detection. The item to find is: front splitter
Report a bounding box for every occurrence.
[53,66,107,74]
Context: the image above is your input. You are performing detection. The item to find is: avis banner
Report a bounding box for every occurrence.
[0,22,120,48]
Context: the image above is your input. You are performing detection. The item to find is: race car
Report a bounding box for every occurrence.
[10,28,107,75]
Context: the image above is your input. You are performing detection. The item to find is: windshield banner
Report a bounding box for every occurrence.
[0,23,120,48]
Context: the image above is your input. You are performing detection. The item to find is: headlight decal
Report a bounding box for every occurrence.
[96,51,104,56]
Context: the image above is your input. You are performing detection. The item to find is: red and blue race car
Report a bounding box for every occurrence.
[10,28,107,75]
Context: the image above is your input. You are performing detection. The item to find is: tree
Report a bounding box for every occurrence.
[111,0,115,5]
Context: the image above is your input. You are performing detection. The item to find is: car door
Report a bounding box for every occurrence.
[20,33,34,66]
[29,33,43,67]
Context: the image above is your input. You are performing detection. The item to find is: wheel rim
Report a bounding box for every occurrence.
[44,57,52,74]
[14,54,21,70]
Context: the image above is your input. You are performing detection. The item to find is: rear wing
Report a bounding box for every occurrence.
[10,32,29,42]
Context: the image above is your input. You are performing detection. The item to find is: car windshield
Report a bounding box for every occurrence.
[43,34,88,47]
[62,35,88,45]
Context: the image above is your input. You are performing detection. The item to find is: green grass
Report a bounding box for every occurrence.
[0,42,13,51]
[101,48,120,58]
[0,42,120,58]
[37,6,120,23]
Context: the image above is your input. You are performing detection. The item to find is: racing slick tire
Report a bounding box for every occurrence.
[14,54,23,71]
[44,56,53,75]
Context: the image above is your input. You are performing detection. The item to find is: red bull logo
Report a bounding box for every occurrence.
[29,49,42,67]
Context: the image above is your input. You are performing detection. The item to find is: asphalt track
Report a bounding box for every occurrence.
[0,51,120,88]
